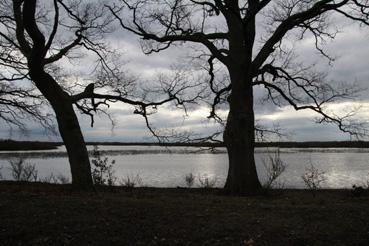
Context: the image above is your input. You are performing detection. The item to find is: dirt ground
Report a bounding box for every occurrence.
[1,182,369,245]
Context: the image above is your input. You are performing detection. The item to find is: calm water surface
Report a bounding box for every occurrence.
[0,146,368,188]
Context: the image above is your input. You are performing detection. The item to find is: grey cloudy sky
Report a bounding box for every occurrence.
[2,5,369,142]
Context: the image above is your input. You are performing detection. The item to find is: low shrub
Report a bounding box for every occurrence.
[198,174,217,188]
[262,149,287,189]
[91,146,117,186]
[184,173,195,188]
[40,173,70,184]
[8,158,38,182]
[119,174,143,188]
[301,162,326,197]
[56,174,70,184]
[0,165,3,180]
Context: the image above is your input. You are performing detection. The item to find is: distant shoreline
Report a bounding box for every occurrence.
[2,139,369,151]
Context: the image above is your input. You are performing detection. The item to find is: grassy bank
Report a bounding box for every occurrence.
[1,182,369,245]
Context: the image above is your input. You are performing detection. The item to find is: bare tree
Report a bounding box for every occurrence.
[0,0,191,190]
[108,0,369,194]
[0,2,53,133]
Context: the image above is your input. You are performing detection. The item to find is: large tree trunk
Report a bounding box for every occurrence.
[20,0,93,190]
[53,94,94,190]
[35,73,93,190]
[222,8,261,195]
[223,69,262,195]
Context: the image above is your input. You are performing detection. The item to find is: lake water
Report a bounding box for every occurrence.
[0,145,369,188]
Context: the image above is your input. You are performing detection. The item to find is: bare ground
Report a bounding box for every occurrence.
[1,182,369,246]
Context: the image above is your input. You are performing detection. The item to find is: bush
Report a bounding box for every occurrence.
[262,149,287,189]
[119,174,143,188]
[350,173,369,197]
[365,172,369,189]
[198,174,217,188]
[91,146,117,186]
[184,173,195,188]
[40,173,58,183]
[8,158,38,182]
[56,174,70,184]
[0,165,3,180]
[301,162,326,197]
[351,185,365,197]
[40,173,70,184]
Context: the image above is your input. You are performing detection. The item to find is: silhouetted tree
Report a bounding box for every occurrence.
[0,0,192,190]
[109,0,369,194]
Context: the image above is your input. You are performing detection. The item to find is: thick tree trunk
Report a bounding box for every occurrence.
[20,0,93,190]
[223,69,262,195]
[53,96,94,190]
[34,73,93,190]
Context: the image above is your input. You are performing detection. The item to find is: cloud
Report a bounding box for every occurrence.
[2,8,369,142]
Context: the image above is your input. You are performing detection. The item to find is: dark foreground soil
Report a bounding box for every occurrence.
[1,182,369,246]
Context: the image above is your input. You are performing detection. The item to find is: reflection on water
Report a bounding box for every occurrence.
[0,146,369,188]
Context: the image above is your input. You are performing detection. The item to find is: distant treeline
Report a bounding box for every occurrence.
[2,140,369,151]
[256,141,369,148]
[87,141,369,148]
[85,142,225,147]
[0,140,61,151]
